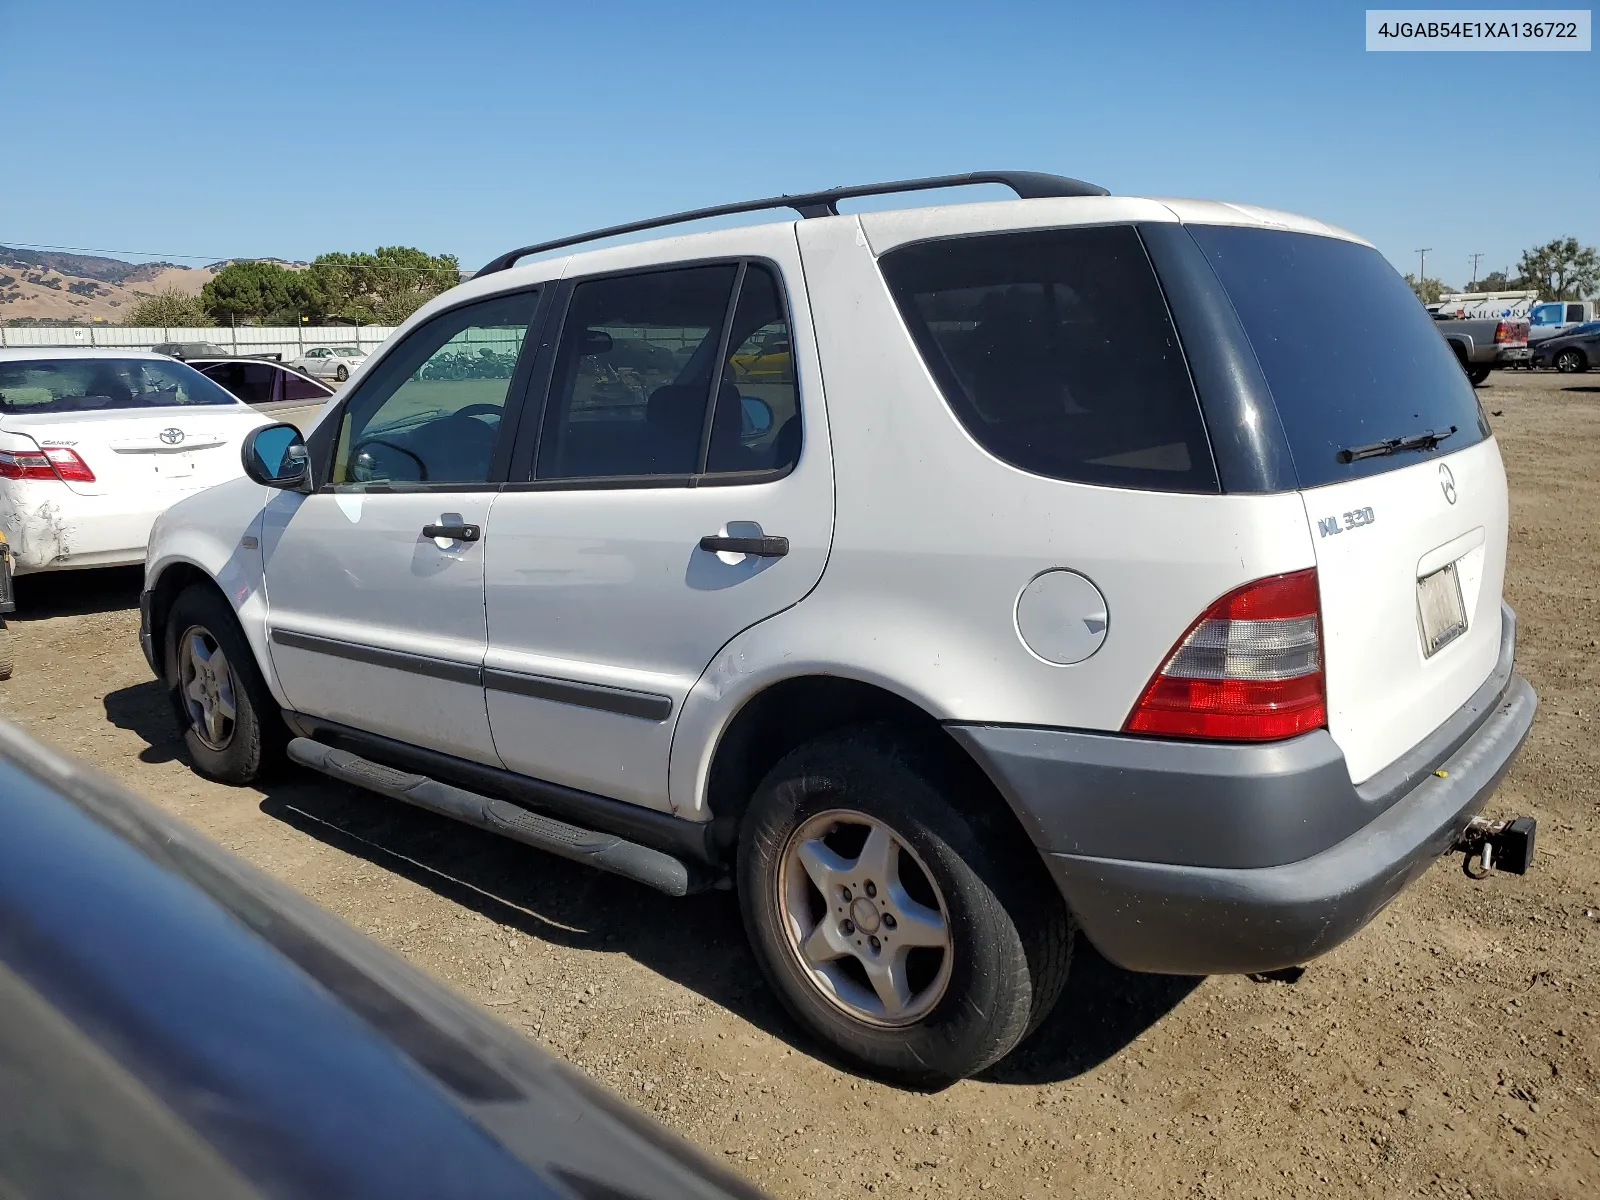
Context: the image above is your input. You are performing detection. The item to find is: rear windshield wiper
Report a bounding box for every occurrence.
[1337,425,1456,464]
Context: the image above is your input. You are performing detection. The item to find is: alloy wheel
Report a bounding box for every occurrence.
[178,624,238,751]
[777,809,954,1027]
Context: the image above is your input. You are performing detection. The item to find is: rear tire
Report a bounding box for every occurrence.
[1467,365,1491,386]
[1556,348,1587,374]
[163,584,285,785]
[0,623,13,681]
[737,725,1073,1085]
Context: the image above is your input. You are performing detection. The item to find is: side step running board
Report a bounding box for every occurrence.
[287,738,701,897]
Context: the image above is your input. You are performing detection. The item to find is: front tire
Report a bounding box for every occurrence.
[737,726,1073,1085]
[0,622,13,681]
[335,365,349,382]
[1556,348,1587,374]
[163,585,284,784]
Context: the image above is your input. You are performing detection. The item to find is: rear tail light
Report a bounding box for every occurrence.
[1494,321,1528,345]
[1123,568,1325,741]
[0,446,96,483]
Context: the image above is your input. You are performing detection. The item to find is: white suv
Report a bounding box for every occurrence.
[141,173,1538,1084]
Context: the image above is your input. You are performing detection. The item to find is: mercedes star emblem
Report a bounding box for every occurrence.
[159,427,185,446]
[1439,462,1457,505]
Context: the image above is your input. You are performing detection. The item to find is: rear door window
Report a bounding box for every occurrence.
[879,225,1217,492]
[1187,225,1489,487]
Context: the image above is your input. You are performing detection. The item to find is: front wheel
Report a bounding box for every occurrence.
[164,585,284,784]
[1556,348,1587,374]
[738,726,1073,1085]
[0,622,13,681]
[335,365,349,382]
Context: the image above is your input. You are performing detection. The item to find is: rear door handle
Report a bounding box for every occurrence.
[699,534,788,558]
[423,523,481,542]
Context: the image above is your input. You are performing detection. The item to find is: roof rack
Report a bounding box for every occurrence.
[475,171,1110,276]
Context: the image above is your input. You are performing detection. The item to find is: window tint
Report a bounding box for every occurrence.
[0,358,241,413]
[200,361,278,406]
[536,265,737,480]
[1187,225,1489,488]
[1567,304,1586,323]
[709,265,800,474]
[332,291,536,486]
[281,368,330,402]
[879,226,1216,492]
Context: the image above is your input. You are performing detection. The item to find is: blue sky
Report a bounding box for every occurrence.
[2,0,1594,285]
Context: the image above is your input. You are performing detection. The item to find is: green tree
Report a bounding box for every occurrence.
[1404,273,1448,304]
[308,246,459,324]
[124,287,212,327]
[1515,237,1600,300]
[202,261,326,324]
[1470,270,1511,292]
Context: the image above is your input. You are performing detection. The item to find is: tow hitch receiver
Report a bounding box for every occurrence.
[1454,815,1537,878]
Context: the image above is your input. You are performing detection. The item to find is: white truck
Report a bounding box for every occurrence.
[1529,299,1600,345]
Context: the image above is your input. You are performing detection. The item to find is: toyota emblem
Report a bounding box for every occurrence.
[1438,462,1457,505]
[159,427,185,446]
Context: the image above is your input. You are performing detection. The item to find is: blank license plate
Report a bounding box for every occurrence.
[1418,562,1468,656]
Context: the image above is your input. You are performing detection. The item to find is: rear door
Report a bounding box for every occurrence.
[1189,223,1506,784]
[483,228,832,812]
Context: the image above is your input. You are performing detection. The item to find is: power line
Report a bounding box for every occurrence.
[0,240,459,274]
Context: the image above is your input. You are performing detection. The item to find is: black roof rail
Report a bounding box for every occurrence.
[475,171,1110,276]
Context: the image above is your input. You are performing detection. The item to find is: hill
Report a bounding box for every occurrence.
[0,245,214,324]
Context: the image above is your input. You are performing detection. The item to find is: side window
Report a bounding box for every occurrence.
[879,225,1217,493]
[535,265,737,480]
[331,291,537,486]
[707,265,800,474]
[235,362,279,406]
[1531,304,1561,326]
[281,367,329,402]
[198,362,245,398]
[1568,303,1587,323]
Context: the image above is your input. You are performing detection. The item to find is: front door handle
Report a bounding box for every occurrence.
[699,534,788,558]
[423,523,481,542]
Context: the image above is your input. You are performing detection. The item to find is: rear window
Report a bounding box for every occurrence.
[0,358,241,413]
[879,225,1217,492]
[1187,225,1489,488]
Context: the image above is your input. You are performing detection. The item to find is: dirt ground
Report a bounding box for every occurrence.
[1,369,1595,1199]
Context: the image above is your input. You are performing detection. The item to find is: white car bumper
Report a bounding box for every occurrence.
[0,480,210,574]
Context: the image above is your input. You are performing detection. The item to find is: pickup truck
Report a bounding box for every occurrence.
[1431,313,1529,385]
[1529,300,1600,346]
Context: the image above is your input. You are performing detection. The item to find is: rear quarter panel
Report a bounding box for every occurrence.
[668,215,1316,815]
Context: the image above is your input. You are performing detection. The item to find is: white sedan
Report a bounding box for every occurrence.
[0,349,268,581]
[289,345,366,382]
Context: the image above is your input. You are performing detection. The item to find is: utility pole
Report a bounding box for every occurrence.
[1469,252,1483,287]
[1416,248,1432,282]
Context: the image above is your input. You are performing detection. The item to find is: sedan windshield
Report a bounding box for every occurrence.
[332,347,363,357]
[0,358,242,413]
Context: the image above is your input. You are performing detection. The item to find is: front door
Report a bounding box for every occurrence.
[262,290,541,763]
[484,239,832,812]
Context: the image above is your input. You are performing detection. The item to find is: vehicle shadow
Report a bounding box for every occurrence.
[12,565,143,621]
[102,679,1198,1088]
[1561,384,1600,393]
[103,679,189,764]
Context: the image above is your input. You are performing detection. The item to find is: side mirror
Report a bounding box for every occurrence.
[579,329,614,356]
[242,423,310,490]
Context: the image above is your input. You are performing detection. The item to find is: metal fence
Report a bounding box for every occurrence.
[0,325,399,360]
